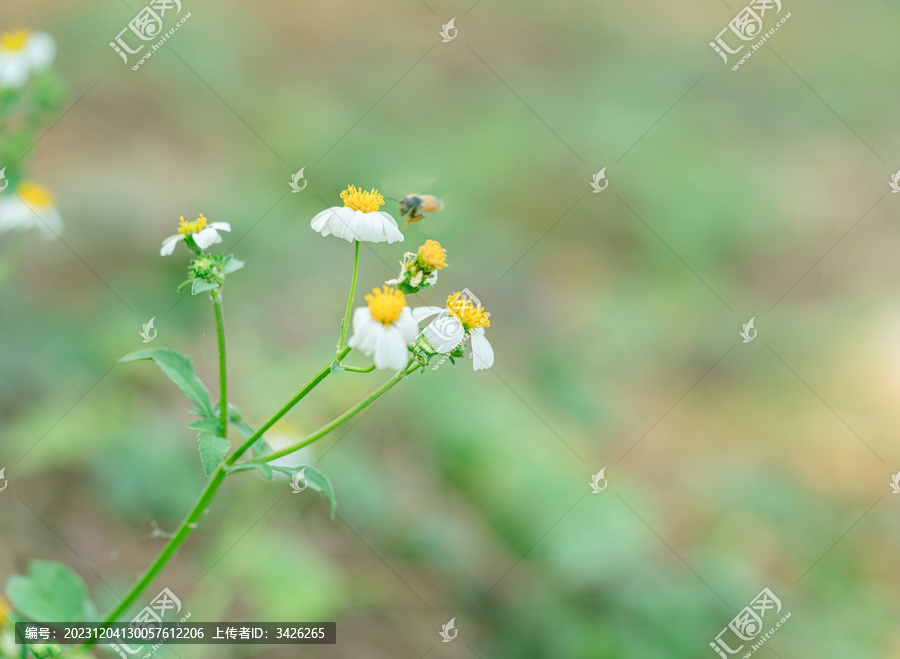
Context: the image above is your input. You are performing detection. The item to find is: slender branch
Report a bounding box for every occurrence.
[336,240,360,351]
[87,468,227,646]
[226,346,351,465]
[212,292,228,439]
[238,361,418,467]
[341,363,376,373]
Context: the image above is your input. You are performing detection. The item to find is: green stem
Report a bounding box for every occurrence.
[341,363,376,373]
[336,240,360,351]
[87,468,227,647]
[226,346,352,465]
[212,292,228,439]
[239,361,417,467]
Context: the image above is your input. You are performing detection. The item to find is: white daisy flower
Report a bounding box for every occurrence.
[311,185,403,244]
[0,30,56,90]
[160,213,231,256]
[0,181,62,239]
[348,286,421,370]
[417,291,493,370]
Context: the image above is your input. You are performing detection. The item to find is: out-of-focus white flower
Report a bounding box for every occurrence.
[0,30,55,89]
[160,214,231,256]
[311,185,403,244]
[417,291,493,370]
[348,286,421,370]
[0,181,62,239]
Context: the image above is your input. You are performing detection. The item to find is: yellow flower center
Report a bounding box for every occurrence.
[366,286,406,325]
[18,182,55,208]
[178,213,208,235]
[417,240,448,270]
[447,292,491,330]
[1,30,30,52]
[340,185,384,213]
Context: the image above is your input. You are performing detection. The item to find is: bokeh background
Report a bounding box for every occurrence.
[3,0,900,657]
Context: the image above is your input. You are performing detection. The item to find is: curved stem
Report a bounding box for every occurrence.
[239,361,418,467]
[87,467,227,647]
[336,240,360,351]
[212,292,228,439]
[341,363,376,373]
[226,346,352,465]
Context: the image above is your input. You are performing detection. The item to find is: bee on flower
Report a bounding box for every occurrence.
[387,239,448,294]
[0,30,55,90]
[0,181,62,238]
[311,185,403,244]
[415,291,493,371]
[160,214,231,256]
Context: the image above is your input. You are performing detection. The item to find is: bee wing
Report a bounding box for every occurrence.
[378,176,440,199]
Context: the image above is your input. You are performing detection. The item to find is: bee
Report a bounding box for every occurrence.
[398,194,444,227]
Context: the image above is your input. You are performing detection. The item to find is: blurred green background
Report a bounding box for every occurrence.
[3,0,900,657]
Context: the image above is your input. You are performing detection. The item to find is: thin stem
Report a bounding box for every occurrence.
[239,361,418,467]
[212,292,228,439]
[341,363,376,373]
[87,468,227,647]
[337,240,360,351]
[226,346,352,465]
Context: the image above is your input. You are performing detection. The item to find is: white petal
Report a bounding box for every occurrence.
[0,55,29,89]
[160,235,183,256]
[411,306,443,323]
[26,33,56,70]
[310,207,337,234]
[375,211,404,243]
[394,307,419,342]
[0,196,31,231]
[193,227,222,249]
[470,328,494,370]
[208,222,231,232]
[423,314,465,353]
[374,326,409,370]
[32,207,62,239]
[348,309,382,355]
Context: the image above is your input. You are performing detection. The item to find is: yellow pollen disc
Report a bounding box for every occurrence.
[417,240,448,270]
[340,185,384,213]
[447,292,491,330]
[365,286,406,325]
[18,182,55,208]
[1,30,30,51]
[178,213,208,235]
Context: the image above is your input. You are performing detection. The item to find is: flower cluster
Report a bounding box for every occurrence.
[386,239,448,294]
[312,184,493,372]
[157,183,493,369]
[0,29,64,243]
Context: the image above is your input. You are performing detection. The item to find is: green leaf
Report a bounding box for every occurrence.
[271,464,337,518]
[187,417,224,436]
[198,433,230,475]
[225,405,273,480]
[5,560,94,623]
[192,279,218,295]
[222,255,245,275]
[121,348,215,419]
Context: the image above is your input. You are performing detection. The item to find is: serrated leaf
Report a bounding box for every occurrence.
[192,279,218,295]
[198,433,230,475]
[5,560,94,623]
[271,464,337,518]
[187,417,224,436]
[222,255,245,275]
[121,348,214,419]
